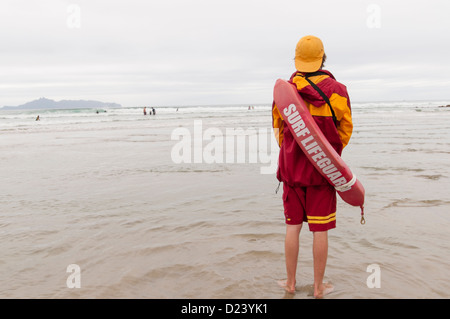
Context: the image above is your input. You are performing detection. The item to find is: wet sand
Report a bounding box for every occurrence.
[0,103,449,298]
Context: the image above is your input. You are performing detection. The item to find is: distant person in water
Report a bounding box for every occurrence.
[35,115,40,121]
[143,107,147,115]
[152,107,155,115]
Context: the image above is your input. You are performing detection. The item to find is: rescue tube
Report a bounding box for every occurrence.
[273,79,365,223]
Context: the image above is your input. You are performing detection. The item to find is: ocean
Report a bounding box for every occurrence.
[0,100,449,298]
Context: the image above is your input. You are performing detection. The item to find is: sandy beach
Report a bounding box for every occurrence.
[1,102,449,298]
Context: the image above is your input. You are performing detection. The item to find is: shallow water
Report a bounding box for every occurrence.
[0,102,449,298]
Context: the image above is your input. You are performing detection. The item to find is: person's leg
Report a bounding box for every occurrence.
[307,185,336,298]
[282,224,302,293]
[312,230,333,298]
[279,184,306,293]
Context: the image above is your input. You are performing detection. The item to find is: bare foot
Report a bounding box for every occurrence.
[314,282,334,299]
[277,280,296,294]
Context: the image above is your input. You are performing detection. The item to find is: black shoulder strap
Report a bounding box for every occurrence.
[303,72,337,127]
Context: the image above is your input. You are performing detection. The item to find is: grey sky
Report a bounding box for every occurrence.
[1,0,449,107]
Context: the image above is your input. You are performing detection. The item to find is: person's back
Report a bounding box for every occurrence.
[274,69,353,188]
[273,35,353,298]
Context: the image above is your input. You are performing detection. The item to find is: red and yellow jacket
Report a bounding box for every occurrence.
[272,70,353,187]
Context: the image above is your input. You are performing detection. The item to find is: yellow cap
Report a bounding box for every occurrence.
[295,35,324,73]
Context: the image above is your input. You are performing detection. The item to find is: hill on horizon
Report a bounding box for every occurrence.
[2,97,122,110]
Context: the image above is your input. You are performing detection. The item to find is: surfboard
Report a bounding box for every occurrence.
[273,79,365,224]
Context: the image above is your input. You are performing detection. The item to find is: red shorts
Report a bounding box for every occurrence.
[282,183,337,232]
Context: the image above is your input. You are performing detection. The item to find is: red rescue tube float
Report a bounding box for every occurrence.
[273,79,365,224]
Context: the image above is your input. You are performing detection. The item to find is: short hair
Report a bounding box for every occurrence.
[320,53,327,69]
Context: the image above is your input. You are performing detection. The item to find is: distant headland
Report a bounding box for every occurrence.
[2,97,121,110]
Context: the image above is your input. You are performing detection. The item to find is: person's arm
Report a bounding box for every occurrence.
[329,93,353,148]
[272,102,284,147]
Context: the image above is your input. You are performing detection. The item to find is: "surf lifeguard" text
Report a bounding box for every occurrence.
[283,104,348,187]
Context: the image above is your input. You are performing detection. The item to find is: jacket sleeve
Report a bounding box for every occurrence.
[329,93,353,148]
[272,102,284,147]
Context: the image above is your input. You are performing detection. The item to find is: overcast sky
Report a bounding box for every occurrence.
[1,0,449,107]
